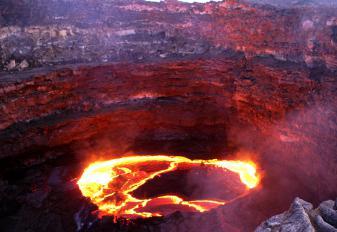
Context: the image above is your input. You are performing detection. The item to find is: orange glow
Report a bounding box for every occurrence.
[77,155,259,219]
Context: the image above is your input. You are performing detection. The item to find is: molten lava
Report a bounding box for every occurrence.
[77,155,259,219]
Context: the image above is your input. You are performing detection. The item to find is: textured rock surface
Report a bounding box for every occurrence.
[1,54,335,159]
[256,197,337,232]
[0,0,337,232]
[255,198,315,232]
[0,0,337,71]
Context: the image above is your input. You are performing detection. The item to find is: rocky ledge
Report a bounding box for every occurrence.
[1,0,337,71]
[256,197,337,232]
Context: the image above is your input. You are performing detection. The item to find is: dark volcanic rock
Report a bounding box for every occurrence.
[1,55,334,159]
[255,198,315,232]
[0,0,337,71]
[0,0,336,232]
[256,198,337,232]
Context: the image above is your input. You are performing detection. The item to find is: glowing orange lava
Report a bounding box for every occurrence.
[77,155,259,219]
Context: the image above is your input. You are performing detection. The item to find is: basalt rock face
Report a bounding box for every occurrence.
[1,0,337,71]
[0,0,337,232]
[1,54,335,160]
[0,56,239,160]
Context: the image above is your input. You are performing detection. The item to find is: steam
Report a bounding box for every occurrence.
[223,103,337,229]
[247,0,337,7]
[145,0,337,6]
[146,0,222,3]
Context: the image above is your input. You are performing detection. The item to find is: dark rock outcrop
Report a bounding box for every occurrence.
[256,197,337,232]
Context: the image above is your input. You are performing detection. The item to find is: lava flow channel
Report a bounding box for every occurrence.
[77,155,259,219]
